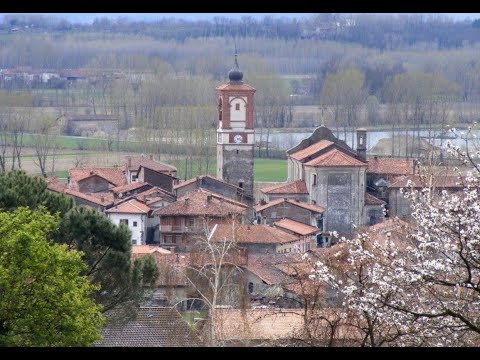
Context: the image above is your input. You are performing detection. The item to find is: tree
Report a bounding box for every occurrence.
[59,206,159,313]
[179,219,246,345]
[307,136,480,346]
[0,170,74,216]
[0,171,159,315]
[32,115,59,177]
[0,207,104,346]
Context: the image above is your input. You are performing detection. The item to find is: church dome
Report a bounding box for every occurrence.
[228,53,243,83]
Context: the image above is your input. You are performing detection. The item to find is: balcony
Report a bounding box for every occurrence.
[159,225,188,232]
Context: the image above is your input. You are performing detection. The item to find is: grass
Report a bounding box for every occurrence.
[254,159,287,182]
[169,157,287,182]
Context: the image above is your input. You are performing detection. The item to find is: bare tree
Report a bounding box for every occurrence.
[178,218,246,346]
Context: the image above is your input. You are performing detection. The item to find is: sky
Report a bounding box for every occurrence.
[2,13,480,24]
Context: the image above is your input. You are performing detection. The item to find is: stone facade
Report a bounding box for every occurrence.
[78,175,112,193]
[305,167,366,234]
[138,166,177,194]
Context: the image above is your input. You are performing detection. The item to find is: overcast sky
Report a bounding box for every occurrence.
[2,13,480,24]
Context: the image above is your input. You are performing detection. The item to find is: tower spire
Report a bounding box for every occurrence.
[228,47,243,84]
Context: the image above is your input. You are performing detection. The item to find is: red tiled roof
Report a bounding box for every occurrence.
[254,198,325,214]
[260,180,308,195]
[46,181,66,193]
[304,149,367,167]
[126,155,177,174]
[106,199,150,214]
[387,175,464,189]
[216,83,256,91]
[64,189,113,207]
[111,181,150,194]
[273,218,320,236]
[365,193,385,206]
[246,253,304,285]
[211,224,299,244]
[153,189,247,217]
[69,167,127,187]
[173,174,243,192]
[367,158,414,176]
[289,140,334,161]
[131,245,171,255]
[135,186,176,202]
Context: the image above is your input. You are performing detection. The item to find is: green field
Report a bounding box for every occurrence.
[169,158,287,182]
[254,159,287,182]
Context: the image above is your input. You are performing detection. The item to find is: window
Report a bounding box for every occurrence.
[133,221,138,227]
[132,175,137,182]
[238,182,243,189]
[312,173,317,186]
[236,150,239,154]
[316,214,324,231]
[187,218,194,227]
[132,239,137,245]
[165,235,173,244]
[248,282,254,294]
[235,103,240,111]
[120,219,129,226]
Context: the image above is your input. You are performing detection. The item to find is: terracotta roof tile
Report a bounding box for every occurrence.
[367,157,414,175]
[106,199,150,214]
[153,189,247,217]
[260,180,308,195]
[111,181,150,194]
[211,224,299,244]
[289,140,334,161]
[387,175,464,189]
[254,198,325,214]
[126,155,177,174]
[365,193,385,206]
[47,181,66,193]
[96,307,201,347]
[304,149,367,167]
[64,189,113,207]
[134,187,176,203]
[173,174,243,192]
[273,218,320,236]
[131,245,171,255]
[246,253,303,285]
[69,167,127,188]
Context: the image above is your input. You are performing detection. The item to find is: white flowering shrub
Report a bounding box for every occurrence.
[307,129,480,346]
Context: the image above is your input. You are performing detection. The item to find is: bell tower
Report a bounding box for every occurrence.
[216,53,255,200]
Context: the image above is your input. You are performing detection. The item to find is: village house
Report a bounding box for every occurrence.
[253,197,325,228]
[272,218,321,250]
[153,189,248,251]
[366,156,415,204]
[259,180,309,203]
[211,223,304,254]
[174,174,247,204]
[387,175,464,218]
[106,199,152,245]
[65,114,118,137]
[125,155,177,184]
[68,167,127,193]
[133,186,177,210]
[137,165,178,194]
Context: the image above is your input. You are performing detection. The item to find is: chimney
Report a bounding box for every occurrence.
[100,196,104,203]
[184,198,189,206]
[356,128,367,161]
[260,199,266,205]
[149,154,153,160]
[90,170,94,175]
[207,194,212,203]
[128,158,132,168]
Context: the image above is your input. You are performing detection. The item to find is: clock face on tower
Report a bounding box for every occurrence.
[233,134,244,144]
